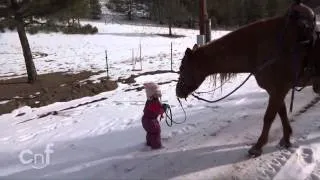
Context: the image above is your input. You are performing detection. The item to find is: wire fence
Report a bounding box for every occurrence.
[0,41,183,79]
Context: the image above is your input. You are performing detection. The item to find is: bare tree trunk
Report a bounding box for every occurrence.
[128,0,133,20]
[168,17,172,36]
[157,0,161,21]
[128,11,132,20]
[15,14,37,83]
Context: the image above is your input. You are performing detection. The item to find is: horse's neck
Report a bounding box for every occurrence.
[199,17,284,74]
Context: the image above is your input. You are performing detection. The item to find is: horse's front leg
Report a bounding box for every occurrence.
[278,101,292,148]
[248,93,285,157]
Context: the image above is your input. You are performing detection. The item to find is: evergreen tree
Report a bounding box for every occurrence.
[106,0,316,28]
[89,0,102,20]
[48,0,89,26]
[267,0,279,17]
[246,0,267,23]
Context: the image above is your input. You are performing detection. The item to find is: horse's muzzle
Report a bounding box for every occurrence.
[176,81,193,99]
[176,86,188,99]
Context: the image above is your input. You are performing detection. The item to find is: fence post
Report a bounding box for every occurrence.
[139,43,142,70]
[171,42,173,72]
[105,50,109,77]
[132,48,135,70]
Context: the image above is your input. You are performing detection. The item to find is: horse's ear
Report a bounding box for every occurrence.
[185,48,192,56]
[192,44,199,50]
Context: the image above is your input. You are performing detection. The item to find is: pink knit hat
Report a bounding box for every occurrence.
[143,82,162,99]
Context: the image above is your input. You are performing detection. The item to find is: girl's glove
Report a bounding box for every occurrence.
[160,114,164,121]
[162,103,170,111]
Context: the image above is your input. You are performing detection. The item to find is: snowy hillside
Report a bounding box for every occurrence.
[1,19,320,179]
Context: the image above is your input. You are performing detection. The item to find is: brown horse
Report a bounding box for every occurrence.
[176,4,318,157]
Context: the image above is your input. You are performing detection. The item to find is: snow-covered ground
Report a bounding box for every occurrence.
[1,20,320,180]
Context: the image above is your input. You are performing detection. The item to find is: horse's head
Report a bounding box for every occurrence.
[176,44,208,99]
[288,3,320,93]
[311,32,320,93]
[287,3,320,93]
[288,3,316,42]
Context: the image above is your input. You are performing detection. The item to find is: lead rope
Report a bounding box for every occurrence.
[194,79,231,95]
[290,44,301,112]
[163,98,187,127]
[192,73,253,103]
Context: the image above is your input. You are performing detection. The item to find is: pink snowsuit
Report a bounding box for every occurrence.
[142,98,164,149]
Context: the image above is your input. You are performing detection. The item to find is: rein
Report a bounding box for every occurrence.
[194,79,231,95]
[163,98,187,127]
[192,74,253,103]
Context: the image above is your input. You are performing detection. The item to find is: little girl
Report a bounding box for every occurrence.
[142,82,166,149]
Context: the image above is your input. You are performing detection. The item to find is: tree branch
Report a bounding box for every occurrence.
[0,7,13,17]
[16,0,32,14]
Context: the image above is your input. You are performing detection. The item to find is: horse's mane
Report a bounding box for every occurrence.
[204,16,284,90]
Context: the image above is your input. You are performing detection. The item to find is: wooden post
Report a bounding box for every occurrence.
[139,43,142,70]
[105,50,109,77]
[199,0,208,36]
[171,42,173,71]
[205,18,211,43]
[132,48,135,70]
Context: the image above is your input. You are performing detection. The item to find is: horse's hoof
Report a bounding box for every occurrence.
[279,139,292,149]
[248,147,262,157]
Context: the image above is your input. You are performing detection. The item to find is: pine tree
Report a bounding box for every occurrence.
[89,0,102,20]
[106,0,317,28]
[267,0,278,17]
[246,0,267,23]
